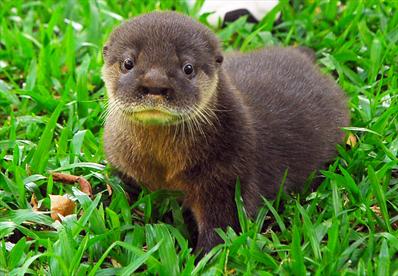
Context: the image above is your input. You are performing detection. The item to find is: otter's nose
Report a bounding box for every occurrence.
[141,86,171,96]
[139,68,172,98]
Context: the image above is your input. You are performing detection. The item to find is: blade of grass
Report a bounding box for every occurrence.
[368,165,392,232]
[30,102,64,173]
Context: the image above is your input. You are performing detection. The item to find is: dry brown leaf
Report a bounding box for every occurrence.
[30,194,38,211]
[369,205,394,229]
[106,184,113,196]
[52,172,93,197]
[111,258,122,268]
[346,133,357,147]
[50,195,76,221]
[77,177,93,196]
[52,172,79,183]
[133,208,144,217]
[355,225,365,232]
[370,205,381,217]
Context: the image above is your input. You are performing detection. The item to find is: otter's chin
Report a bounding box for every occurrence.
[127,109,181,125]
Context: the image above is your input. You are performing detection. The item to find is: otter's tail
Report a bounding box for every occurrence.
[295,46,316,63]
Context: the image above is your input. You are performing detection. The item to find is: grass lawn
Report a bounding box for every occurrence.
[1,0,397,274]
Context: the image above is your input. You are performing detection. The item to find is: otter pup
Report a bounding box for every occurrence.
[102,11,349,253]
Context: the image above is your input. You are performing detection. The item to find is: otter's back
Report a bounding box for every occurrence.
[223,48,349,193]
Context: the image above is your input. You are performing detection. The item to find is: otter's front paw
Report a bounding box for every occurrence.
[195,228,224,256]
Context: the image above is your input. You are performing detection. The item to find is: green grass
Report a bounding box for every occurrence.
[1,0,397,274]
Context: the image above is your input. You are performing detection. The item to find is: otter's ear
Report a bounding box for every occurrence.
[215,54,223,65]
[102,45,109,59]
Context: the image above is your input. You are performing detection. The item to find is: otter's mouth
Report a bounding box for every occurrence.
[123,106,183,125]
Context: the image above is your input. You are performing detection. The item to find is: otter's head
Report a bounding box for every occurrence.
[102,12,223,125]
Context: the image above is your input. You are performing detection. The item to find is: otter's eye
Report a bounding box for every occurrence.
[122,58,134,71]
[183,64,194,75]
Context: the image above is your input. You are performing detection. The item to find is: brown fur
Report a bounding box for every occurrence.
[102,11,350,253]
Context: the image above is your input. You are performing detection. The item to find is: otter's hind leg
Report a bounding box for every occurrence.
[186,187,240,254]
